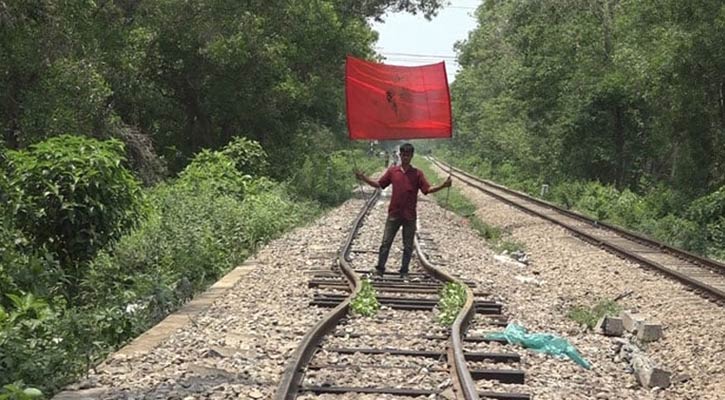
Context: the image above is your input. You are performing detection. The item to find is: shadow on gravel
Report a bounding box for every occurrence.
[55,365,272,399]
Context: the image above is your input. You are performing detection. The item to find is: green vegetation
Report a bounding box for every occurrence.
[1,1,448,394]
[416,158,525,254]
[437,282,467,326]
[468,217,502,242]
[0,135,377,395]
[350,278,380,317]
[567,300,623,330]
[0,384,42,400]
[445,1,725,261]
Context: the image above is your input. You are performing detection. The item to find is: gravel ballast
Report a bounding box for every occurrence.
[422,162,725,400]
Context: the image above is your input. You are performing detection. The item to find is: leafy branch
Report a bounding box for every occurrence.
[350,278,380,317]
[437,282,467,326]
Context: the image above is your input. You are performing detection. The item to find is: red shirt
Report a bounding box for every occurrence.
[378,165,431,221]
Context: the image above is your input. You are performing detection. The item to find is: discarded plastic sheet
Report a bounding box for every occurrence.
[486,323,591,369]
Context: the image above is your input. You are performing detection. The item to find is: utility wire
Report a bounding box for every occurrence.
[381,51,458,60]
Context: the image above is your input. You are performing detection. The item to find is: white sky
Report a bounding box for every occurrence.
[371,1,480,82]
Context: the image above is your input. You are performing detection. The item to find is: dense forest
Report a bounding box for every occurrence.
[0,0,443,396]
[445,0,724,261]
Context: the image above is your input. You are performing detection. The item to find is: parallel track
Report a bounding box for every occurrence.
[431,157,725,302]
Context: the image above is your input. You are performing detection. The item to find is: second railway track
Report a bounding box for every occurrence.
[430,157,725,303]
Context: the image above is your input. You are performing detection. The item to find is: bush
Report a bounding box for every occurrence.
[220,137,269,177]
[641,183,689,219]
[607,189,646,228]
[7,135,143,297]
[649,214,707,253]
[688,185,725,227]
[290,150,379,205]
[573,182,620,220]
[707,217,725,261]
[82,177,317,325]
[0,293,75,392]
[176,150,249,199]
[549,181,586,209]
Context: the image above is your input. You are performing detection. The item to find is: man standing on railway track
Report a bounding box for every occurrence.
[354,143,451,278]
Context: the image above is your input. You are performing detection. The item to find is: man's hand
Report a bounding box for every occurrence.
[354,169,366,181]
[443,176,452,188]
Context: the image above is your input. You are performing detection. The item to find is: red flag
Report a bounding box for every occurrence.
[345,55,452,140]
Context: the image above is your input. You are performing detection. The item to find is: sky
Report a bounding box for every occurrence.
[371,1,480,82]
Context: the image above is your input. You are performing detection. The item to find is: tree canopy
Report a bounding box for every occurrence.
[450,0,725,195]
[1,0,446,177]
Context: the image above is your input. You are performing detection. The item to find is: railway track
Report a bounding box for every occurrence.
[275,188,532,399]
[430,157,725,303]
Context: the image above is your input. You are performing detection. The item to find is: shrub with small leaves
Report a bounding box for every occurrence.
[220,136,269,177]
[0,383,43,400]
[7,135,143,297]
[437,282,467,326]
[350,278,380,317]
[176,150,248,199]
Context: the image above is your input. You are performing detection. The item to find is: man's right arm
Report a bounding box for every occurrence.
[355,170,381,188]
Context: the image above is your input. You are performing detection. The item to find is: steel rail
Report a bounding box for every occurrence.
[415,230,479,400]
[274,189,380,400]
[430,157,725,301]
[435,159,725,275]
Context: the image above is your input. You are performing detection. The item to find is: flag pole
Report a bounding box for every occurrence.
[352,152,366,197]
[444,160,452,215]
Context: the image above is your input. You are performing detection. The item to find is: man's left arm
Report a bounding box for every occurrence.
[420,172,452,194]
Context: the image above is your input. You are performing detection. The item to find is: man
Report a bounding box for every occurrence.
[354,143,452,278]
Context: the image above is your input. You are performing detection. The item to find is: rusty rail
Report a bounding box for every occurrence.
[274,189,380,400]
[415,232,479,400]
[430,157,725,301]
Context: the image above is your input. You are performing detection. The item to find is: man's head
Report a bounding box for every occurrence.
[399,143,414,166]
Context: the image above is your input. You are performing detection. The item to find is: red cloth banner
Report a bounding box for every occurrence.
[346,55,452,140]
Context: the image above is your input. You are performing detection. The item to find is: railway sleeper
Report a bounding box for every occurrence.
[299,386,437,396]
[313,298,500,308]
[310,282,489,296]
[478,391,532,400]
[310,299,503,314]
[470,368,525,384]
[299,386,531,399]
[321,347,521,363]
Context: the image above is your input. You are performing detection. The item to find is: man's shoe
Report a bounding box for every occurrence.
[374,267,385,277]
[399,271,409,281]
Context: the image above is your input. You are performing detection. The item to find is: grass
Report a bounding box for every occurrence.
[567,299,622,329]
[417,157,526,254]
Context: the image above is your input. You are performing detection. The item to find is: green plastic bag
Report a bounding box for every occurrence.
[486,323,591,369]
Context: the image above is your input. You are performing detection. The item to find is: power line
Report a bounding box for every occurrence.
[383,58,460,65]
[377,50,458,60]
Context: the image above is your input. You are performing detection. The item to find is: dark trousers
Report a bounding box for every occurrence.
[376,217,416,274]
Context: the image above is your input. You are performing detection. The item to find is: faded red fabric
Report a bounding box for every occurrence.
[346,55,452,140]
[377,165,431,221]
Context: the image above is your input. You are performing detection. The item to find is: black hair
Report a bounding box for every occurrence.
[399,143,414,153]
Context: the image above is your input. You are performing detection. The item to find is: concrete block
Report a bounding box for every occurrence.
[636,364,671,388]
[621,311,645,332]
[637,321,663,342]
[595,316,625,336]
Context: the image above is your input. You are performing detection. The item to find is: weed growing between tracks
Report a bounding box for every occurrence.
[350,278,380,317]
[437,282,467,326]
